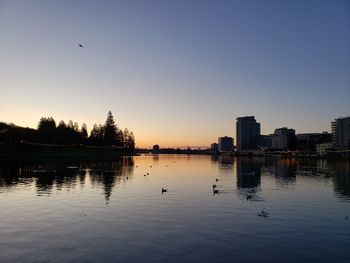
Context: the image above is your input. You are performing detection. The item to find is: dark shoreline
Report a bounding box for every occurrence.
[1,144,348,161]
[0,144,136,160]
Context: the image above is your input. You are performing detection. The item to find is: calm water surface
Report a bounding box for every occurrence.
[0,155,349,262]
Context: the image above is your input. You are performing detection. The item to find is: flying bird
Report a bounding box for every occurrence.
[78,44,84,48]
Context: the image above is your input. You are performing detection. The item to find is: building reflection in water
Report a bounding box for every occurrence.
[213,155,235,179]
[211,155,234,168]
[218,155,234,166]
[288,158,350,199]
[210,154,219,163]
[0,157,134,202]
[273,158,297,187]
[236,157,262,199]
[332,161,350,198]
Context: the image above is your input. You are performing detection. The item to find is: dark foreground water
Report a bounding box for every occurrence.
[0,155,349,263]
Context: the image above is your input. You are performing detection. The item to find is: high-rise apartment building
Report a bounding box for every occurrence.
[332,117,350,149]
[236,116,260,151]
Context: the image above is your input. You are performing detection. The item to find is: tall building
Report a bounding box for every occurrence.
[236,116,260,151]
[218,136,234,153]
[332,117,350,149]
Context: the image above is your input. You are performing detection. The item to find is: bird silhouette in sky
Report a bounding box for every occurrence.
[78,44,84,48]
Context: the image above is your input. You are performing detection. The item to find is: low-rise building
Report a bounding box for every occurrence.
[271,127,296,150]
[211,143,218,151]
[297,132,332,152]
[316,143,334,156]
[258,135,273,150]
[218,136,234,153]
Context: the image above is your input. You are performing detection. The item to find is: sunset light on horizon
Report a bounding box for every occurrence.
[1,0,349,148]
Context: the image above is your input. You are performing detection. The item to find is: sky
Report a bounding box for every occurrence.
[0,0,349,148]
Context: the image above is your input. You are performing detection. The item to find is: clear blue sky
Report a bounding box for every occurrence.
[0,0,349,147]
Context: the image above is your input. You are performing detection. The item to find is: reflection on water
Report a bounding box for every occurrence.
[1,155,349,200]
[1,156,349,200]
[0,155,349,262]
[236,157,261,201]
[211,155,350,200]
[0,157,134,201]
[333,161,350,198]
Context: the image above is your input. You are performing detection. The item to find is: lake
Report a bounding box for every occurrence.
[0,155,349,262]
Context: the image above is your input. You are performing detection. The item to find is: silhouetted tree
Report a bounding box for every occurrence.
[38,117,56,131]
[129,131,135,150]
[123,128,135,149]
[89,124,105,145]
[1,111,136,152]
[0,122,38,144]
[104,111,118,145]
[37,117,57,143]
[81,123,88,138]
[123,128,129,144]
[57,120,66,129]
[90,124,100,139]
[74,122,79,132]
[67,120,74,130]
[116,130,124,147]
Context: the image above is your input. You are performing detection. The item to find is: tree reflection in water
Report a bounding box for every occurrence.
[0,157,134,201]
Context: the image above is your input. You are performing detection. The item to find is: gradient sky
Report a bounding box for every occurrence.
[0,0,349,148]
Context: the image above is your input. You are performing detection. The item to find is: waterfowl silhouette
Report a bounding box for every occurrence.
[215,178,219,182]
[213,189,219,195]
[78,44,84,48]
[258,209,269,217]
[212,184,217,189]
[162,187,168,194]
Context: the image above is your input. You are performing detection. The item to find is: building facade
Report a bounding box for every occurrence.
[218,136,234,153]
[271,127,296,150]
[258,135,273,149]
[332,117,350,149]
[211,143,218,151]
[316,143,334,156]
[236,116,260,151]
[296,132,332,152]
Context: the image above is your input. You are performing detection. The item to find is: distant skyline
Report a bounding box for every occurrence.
[1,0,349,148]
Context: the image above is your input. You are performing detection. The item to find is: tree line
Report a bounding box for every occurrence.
[0,111,135,150]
